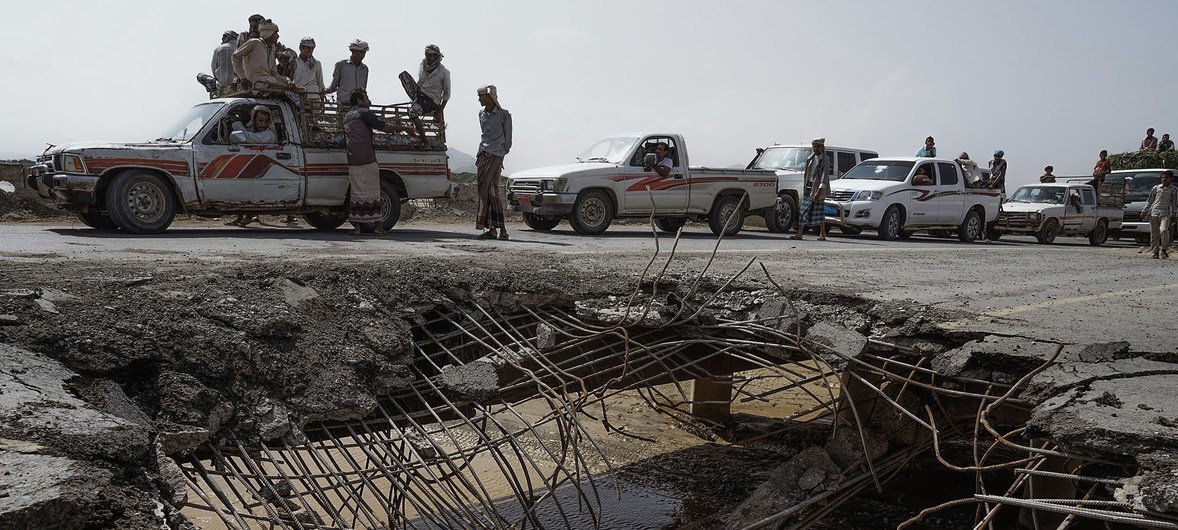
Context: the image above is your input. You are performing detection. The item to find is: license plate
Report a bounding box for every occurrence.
[823,205,838,216]
[518,195,532,208]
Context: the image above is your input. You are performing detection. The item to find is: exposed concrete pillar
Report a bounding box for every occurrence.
[691,376,733,425]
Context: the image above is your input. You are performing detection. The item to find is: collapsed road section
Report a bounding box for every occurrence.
[1,253,1177,529]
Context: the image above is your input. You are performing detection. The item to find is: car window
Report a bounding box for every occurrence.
[859,152,878,162]
[913,163,936,185]
[837,152,857,176]
[204,104,285,145]
[936,163,958,185]
[1082,189,1096,205]
[825,152,835,176]
[631,137,679,167]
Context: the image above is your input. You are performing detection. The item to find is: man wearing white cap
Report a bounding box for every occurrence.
[324,40,370,111]
[291,37,324,96]
[792,138,830,241]
[475,85,512,240]
[232,19,289,89]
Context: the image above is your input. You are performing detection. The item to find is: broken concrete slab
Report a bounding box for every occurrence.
[0,439,113,530]
[805,322,868,370]
[439,361,500,403]
[1027,373,1178,457]
[0,344,151,463]
[930,336,1066,378]
[280,277,319,307]
[724,446,842,529]
[0,315,19,326]
[1022,356,1178,404]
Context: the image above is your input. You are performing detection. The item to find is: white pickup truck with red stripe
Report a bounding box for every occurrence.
[505,133,778,236]
[25,94,454,233]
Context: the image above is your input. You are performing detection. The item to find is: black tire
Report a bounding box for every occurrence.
[1036,218,1059,244]
[523,212,561,231]
[840,226,863,235]
[569,190,613,235]
[877,206,902,241]
[986,222,1002,241]
[378,180,402,231]
[304,209,347,230]
[105,171,176,234]
[1088,220,1108,246]
[708,195,746,237]
[958,210,982,242]
[764,194,797,233]
[654,217,687,234]
[76,212,119,230]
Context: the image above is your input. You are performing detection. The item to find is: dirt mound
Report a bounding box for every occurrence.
[0,162,67,221]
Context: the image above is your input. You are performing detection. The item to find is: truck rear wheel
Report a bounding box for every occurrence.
[1088,220,1108,246]
[523,213,561,231]
[378,180,402,231]
[877,206,902,241]
[1036,218,1059,244]
[958,210,982,242]
[764,194,796,233]
[304,209,347,230]
[570,190,613,235]
[76,212,119,230]
[106,171,176,234]
[655,217,687,234]
[708,195,746,237]
[986,222,1002,241]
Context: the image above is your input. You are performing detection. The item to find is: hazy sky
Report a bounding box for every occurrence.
[2,1,1175,189]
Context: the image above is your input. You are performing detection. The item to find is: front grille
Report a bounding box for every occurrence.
[509,179,542,194]
[829,190,855,201]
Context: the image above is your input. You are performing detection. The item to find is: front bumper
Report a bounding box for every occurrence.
[506,190,577,217]
[993,214,1045,234]
[26,169,100,205]
[822,201,878,228]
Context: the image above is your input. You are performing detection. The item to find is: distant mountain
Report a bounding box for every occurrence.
[447,148,476,173]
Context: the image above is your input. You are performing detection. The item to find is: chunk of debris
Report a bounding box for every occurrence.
[439,361,500,403]
[0,315,19,326]
[535,322,557,350]
[280,277,319,307]
[805,322,868,370]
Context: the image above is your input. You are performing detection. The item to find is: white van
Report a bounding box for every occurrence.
[746,144,879,232]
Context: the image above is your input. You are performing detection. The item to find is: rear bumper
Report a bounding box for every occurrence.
[506,191,576,217]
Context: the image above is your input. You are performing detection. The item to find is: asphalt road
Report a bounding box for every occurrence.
[2,218,1175,354]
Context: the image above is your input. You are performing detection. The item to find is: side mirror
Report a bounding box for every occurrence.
[913,175,933,186]
[643,153,657,168]
[229,131,245,145]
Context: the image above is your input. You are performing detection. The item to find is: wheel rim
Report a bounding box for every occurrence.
[968,215,981,238]
[721,204,739,229]
[380,193,393,223]
[886,211,899,236]
[579,198,605,227]
[1095,223,1106,240]
[1044,222,1057,241]
[775,200,793,230]
[126,180,166,223]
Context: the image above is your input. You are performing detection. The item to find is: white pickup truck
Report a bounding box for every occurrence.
[505,133,778,236]
[993,183,1123,245]
[25,92,454,233]
[745,144,879,232]
[824,157,1003,241]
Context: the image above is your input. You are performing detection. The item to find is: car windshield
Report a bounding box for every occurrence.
[157,102,224,142]
[842,160,914,181]
[752,147,811,170]
[1122,172,1163,202]
[574,136,639,164]
[1009,186,1067,204]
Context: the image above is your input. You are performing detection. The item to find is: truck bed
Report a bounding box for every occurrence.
[300,97,445,152]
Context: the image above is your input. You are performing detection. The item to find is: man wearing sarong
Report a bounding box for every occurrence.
[343,88,402,236]
[475,85,512,240]
[792,138,830,241]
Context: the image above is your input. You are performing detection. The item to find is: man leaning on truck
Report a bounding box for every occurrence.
[343,88,403,236]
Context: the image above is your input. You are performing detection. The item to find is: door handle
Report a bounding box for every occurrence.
[673,173,684,179]
[277,152,292,160]
[228,146,240,152]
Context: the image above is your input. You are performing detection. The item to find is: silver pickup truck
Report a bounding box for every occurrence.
[26,93,454,233]
[994,182,1123,245]
[505,133,778,236]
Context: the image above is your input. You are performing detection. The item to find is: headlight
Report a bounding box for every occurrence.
[1029,212,1042,221]
[853,190,883,201]
[62,154,86,173]
[553,177,568,193]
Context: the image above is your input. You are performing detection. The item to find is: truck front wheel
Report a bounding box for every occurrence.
[1088,220,1108,246]
[1036,219,1059,244]
[957,210,982,242]
[655,217,688,234]
[764,194,797,233]
[570,190,613,235]
[523,213,561,231]
[106,171,176,234]
[877,206,902,241]
[378,180,402,231]
[708,195,746,237]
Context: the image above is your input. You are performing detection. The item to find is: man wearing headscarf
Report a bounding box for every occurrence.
[291,37,324,96]
[988,149,1007,190]
[792,138,830,241]
[399,44,451,147]
[475,85,512,240]
[232,19,290,89]
[211,30,238,93]
[325,40,370,112]
[342,88,404,236]
[231,14,265,89]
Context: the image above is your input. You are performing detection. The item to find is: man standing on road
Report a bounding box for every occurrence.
[1142,170,1177,259]
[475,85,512,241]
[400,44,450,148]
[1092,150,1111,188]
[1141,128,1159,151]
[792,138,830,241]
[343,88,404,236]
[988,150,1007,190]
[325,40,370,113]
